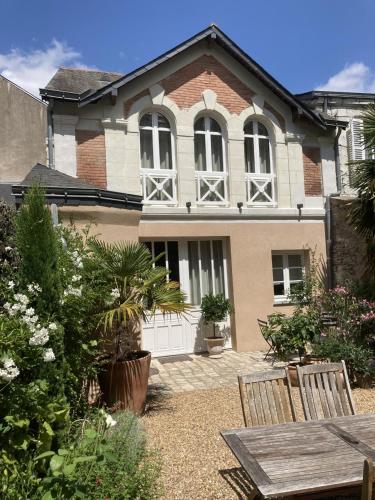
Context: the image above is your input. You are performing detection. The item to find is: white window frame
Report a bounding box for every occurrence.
[244,121,276,206]
[194,117,228,205]
[272,251,305,304]
[139,112,175,170]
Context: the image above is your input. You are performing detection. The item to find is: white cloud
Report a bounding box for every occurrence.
[0,40,87,97]
[316,62,375,93]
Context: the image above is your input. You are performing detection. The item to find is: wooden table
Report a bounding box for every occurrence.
[221,413,375,499]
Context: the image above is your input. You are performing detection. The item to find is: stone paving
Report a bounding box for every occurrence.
[148,349,286,393]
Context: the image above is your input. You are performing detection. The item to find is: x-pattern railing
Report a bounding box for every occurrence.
[245,172,276,205]
[195,171,227,205]
[141,169,177,205]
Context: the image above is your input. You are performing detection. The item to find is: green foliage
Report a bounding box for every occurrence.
[0,200,18,284]
[15,185,60,314]
[201,294,233,338]
[87,239,189,358]
[348,103,375,279]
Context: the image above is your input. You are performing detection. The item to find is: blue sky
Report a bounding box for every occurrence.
[1,0,375,96]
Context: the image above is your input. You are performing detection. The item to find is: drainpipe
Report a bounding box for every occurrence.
[47,99,55,169]
[334,126,342,192]
[325,192,340,290]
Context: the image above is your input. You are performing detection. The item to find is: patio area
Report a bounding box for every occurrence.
[148,349,285,393]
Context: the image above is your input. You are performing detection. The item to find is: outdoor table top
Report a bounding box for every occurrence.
[221,413,375,499]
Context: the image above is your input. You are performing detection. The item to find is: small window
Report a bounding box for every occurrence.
[143,240,179,283]
[272,252,304,302]
[244,120,272,174]
[140,112,173,170]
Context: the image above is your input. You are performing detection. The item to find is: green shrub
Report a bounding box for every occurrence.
[201,294,233,338]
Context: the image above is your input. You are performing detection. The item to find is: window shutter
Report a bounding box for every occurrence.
[347,119,365,161]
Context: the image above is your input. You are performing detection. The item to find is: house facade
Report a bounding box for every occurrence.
[40,25,344,355]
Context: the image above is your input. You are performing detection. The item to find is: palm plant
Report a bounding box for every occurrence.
[88,239,189,361]
[348,104,375,279]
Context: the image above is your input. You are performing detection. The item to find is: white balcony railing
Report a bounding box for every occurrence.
[141,169,177,205]
[245,172,276,206]
[195,171,228,205]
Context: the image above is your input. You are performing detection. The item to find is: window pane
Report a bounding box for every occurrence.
[140,113,152,127]
[274,283,285,296]
[145,176,173,201]
[167,241,179,283]
[272,268,284,282]
[211,134,223,172]
[188,241,200,305]
[244,137,255,173]
[244,121,254,135]
[140,129,153,169]
[200,241,213,297]
[195,134,207,171]
[212,240,225,295]
[210,118,221,133]
[154,241,166,268]
[159,130,172,169]
[259,138,271,173]
[258,123,269,137]
[194,117,205,132]
[143,241,152,255]
[288,254,302,267]
[157,113,170,129]
[272,254,283,268]
[290,268,303,281]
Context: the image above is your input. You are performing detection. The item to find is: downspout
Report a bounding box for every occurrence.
[47,99,55,169]
[325,126,343,290]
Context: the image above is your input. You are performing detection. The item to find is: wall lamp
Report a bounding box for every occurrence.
[186,201,191,213]
[237,201,243,213]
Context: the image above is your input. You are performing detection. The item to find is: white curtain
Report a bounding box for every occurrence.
[188,241,200,305]
[140,129,153,169]
[159,130,172,169]
[211,135,223,172]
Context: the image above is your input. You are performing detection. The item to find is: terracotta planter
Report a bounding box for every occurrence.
[287,362,302,387]
[205,336,225,358]
[99,350,151,415]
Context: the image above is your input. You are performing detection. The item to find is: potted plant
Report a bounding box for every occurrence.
[266,312,319,386]
[201,293,233,358]
[90,240,189,414]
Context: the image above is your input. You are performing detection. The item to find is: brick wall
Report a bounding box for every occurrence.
[303,147,322,196]
[331,197,366,285]
[75,129,107,188]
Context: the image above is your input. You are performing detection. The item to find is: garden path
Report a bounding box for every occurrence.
[148,350,286,393]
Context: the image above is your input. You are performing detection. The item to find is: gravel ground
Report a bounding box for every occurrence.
[141,387,375,500]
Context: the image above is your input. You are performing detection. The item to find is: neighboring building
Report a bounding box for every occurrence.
[299,91,375,285]
[39,24,346,355]
[0,75,47,202]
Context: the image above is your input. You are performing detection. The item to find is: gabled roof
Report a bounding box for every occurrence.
[12,164,142,210]
[297,90,375,100]
[41,24,326,129]
[40,67,124,101]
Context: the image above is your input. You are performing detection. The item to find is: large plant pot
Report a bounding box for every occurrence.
[205,336,225,358]
[99,350,151,415]
[287,358,325,387]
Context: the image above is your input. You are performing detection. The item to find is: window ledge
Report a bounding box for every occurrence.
[273,299,292,306]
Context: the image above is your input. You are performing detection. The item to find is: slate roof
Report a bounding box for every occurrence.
[21,163,98,189]
[44,67,124,95]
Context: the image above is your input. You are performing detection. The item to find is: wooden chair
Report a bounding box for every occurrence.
[238,369,296,427]
[297,361,356,421]
[257,318,276,364]
[362,457,374,500]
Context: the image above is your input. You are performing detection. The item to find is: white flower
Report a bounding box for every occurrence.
[3,302,10,310]
[48,322,57,331]
[71,275,81,283]
[7,280,15,289]
[5,246,12,252]
[105,414,117,428]
[14,294,29,305]
[11,303,21,312]
[25,307,35,317]
[43,348,55,362]
[29,327,49,346]
[64,285,82,297]
[72,251,79,258]
[0,357,19,382]
[110,288,120,300]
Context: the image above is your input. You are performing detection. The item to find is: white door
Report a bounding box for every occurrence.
[141,239,231,357]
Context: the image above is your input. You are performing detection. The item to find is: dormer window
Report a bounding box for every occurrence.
[244,120,275,205]
[140,112,176,204]
[194,117,227,204]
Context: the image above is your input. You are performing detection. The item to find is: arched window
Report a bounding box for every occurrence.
[140,112,176,204]
[140,112,173,170]
[194,117,224,172]
[244,120,275,205]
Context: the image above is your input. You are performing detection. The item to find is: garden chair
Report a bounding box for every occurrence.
[257,318,276,364]
[238,369,296,427]
[362,457,374,500]
[297,360,356,421]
